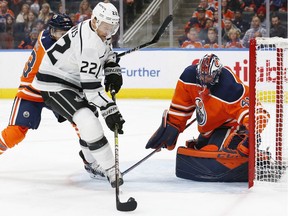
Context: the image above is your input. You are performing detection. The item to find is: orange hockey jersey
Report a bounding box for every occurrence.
[168,64,269,137]
[16,30,56,102]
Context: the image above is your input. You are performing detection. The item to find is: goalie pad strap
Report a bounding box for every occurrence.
[177,146,246,160]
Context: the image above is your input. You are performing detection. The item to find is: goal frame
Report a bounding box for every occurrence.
[249,37,286,187]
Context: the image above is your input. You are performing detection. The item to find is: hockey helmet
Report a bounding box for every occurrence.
[49,13,73,31]
[197,53,223,87]
[48,13,73,39]
[92,2,119,36]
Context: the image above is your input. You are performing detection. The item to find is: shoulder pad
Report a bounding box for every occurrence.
[179,65,198,84]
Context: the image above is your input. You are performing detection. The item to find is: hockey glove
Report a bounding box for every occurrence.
[100,102,125,134]
[104,62,122,93]
[145,110,180,150]
[222,127,249,157]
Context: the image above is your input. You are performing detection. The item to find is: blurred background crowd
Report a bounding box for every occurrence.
[0,0,287,49]
[179,0,287,48]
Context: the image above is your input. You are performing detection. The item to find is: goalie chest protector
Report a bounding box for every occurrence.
[176,147,248,182]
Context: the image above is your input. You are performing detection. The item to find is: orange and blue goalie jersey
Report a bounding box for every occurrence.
[16,30,55,102]
[168,64,250,137]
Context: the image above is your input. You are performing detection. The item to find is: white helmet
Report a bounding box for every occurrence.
[92,2,120,35]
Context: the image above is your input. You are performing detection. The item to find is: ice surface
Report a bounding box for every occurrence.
[1,99,287,216]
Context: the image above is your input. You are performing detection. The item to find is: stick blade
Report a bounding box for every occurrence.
[116,197,137,212]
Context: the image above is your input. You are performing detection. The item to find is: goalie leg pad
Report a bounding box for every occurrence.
[145,110,180,150]
[176,147,248,182]
[194,128,230,150]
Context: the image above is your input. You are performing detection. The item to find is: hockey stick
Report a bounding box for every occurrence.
[122,117,197,176]
[111,89,137,212]
[117,14,173,58]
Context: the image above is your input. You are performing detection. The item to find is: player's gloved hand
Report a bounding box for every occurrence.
[145,110,180,150]
[236,127,249,157]
[114,52,121,64]
[222,127,249,157]
[100,102,125,134]
[104,62,122,93]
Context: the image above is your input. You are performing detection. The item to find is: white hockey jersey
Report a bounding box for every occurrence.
[32,20,116,107]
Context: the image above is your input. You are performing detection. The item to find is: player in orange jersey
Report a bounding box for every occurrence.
[0,14,106,179]
[146,53,270,182]
[0,14,73,155]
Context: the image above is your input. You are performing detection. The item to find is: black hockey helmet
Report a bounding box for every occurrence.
[48,13,73,31]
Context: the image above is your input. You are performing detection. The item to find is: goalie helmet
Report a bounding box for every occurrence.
[92,2,120,35]
[197,53,223,88]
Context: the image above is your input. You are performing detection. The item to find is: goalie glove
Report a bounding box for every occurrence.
[145,110,180,150]
[100,102,125,134]
[104,62,122,93]
[222,127,249,157]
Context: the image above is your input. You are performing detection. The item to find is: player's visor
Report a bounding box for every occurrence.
[97,21,118,36]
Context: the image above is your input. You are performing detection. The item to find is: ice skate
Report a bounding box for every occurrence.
[106,165,124,188]
[79,150,106,179]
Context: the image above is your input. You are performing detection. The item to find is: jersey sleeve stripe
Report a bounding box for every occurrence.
[170,102,196,110]
[168,110,193,117]
[81,81,102,90]
[25,85,41,95]
[18,89,42,98]
[237,110,249,124]
[36,73,81,91]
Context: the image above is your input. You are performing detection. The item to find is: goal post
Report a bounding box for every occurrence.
[249,37,288,188]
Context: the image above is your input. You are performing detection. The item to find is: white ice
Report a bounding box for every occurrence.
[0,99,287,216]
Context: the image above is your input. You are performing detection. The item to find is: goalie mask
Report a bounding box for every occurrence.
[197,54,223,88]
[92,2,120,36]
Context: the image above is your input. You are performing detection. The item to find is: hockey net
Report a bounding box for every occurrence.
[249,37,288,187]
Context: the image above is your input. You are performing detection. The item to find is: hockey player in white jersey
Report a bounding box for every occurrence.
[32,2,124,188]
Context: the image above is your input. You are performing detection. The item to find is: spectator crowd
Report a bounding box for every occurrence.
[180,0,287,48]
[0,0,152,49]
[0,0,287,49]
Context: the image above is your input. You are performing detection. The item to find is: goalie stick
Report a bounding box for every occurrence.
[111,89,137,212]
[122,117,197,176]
[117,14,173,58]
